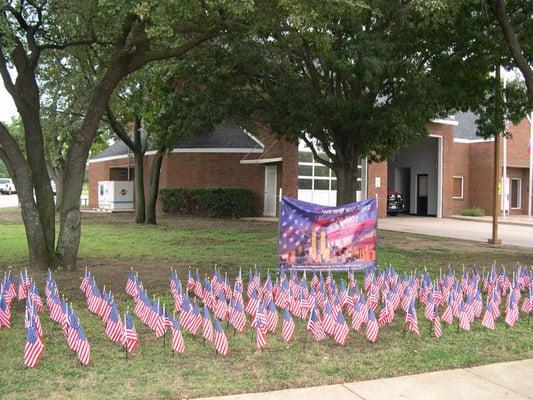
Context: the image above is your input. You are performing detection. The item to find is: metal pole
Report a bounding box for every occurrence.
[502,66,508,219]
[502,133,507,218]
[527,112,533,219]
[489,65,502,245]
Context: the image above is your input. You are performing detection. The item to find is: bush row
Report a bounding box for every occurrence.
[159,187,254,218]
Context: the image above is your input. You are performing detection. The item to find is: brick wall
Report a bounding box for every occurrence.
[367,161,387,218]
[468,142,495,215]
[164,152,265,214]
[507,119,531,167]
[451,142,470,215]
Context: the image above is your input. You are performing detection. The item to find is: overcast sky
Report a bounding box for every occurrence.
[0,84,17,124]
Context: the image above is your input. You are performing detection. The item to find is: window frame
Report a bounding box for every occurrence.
[452,176,464,200]
[510,178,522,209]
[297,150,362,192]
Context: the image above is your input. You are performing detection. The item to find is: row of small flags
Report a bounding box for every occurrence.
[80,270,139,356]
[1,265,532,367]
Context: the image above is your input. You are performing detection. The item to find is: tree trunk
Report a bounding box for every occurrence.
[145,149,165,225]
[134,149,145,223]
[54,174,64,212]
[335,163,359,206]
[0,143,57,269]
[132,118,145,223]
[56,61,129,271]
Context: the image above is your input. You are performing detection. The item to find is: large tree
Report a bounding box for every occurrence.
[175,0,502,205]
[0,0,250,270]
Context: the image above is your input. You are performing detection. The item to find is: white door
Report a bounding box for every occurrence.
[264,165,277,216]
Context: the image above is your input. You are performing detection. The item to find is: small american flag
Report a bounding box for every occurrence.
[229,297,246,333]
[190,302,202,335]
[432,304,442,338]
[18,270,30,300]
[123,312,139,354]
[365,308,379,343]
[0,293,11,328]
[333,311,349,345]
[23,322,44,368]
[481,299,495,330]
[202,306,214,342]
[351,301,365,332]
[105,301,124,343]
[29,282,43,313]
[76,323,91,366]
[281,308,295,342]
[504,294,519,327]
[171,317,185,353]
[405,299,420,336]
[322,302,336,336]
[307,306,326,341]
[214,291,228,321]
[253,303,268,350]
[213,318,229,356]
[266,300,279,333]
[458,301,471,331]
[125,271,137,297]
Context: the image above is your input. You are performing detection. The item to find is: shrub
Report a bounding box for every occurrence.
[159,187,254,218]
[461,207,485,217]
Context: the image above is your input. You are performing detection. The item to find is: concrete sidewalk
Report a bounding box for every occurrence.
[450,214,533,227]
[379,216,533,248]
[195,359,533,400]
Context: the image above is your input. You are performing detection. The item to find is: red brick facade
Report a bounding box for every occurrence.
[88,118,532,218]
[88,130,298,217]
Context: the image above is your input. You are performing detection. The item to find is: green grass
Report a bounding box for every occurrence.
[0,211,532,399]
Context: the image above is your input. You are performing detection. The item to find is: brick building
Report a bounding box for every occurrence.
[87,112,532,218]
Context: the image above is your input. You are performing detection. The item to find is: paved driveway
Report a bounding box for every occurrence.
[0,194,19,208]
[379,216,533,248]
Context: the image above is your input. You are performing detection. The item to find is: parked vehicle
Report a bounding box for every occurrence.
[387,190,404,216]
[0,178,16,194]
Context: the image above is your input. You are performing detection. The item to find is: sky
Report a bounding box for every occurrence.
[0,84,17,124]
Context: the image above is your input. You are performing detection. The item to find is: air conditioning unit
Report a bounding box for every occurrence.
[97,181,134,212]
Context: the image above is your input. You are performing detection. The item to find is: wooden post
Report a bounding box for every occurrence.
[489,64,503,245]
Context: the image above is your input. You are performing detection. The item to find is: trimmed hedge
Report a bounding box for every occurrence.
[461,207,486,217]
[159,187,254,219]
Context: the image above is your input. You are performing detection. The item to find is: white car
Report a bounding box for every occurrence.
[0,178,16,194]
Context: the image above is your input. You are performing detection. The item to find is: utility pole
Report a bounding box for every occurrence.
[489,65,502,245]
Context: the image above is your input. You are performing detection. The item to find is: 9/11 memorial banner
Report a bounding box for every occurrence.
[278,196,377,271]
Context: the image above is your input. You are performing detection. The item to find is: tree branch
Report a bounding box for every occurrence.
[105,107,136,151]
[138,28,219,68]
[302,135,334,168]
[488,0,533,105]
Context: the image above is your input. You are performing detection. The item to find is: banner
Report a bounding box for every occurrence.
[278,197,377,271]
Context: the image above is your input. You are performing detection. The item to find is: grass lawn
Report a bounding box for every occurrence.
[0,209,532,400]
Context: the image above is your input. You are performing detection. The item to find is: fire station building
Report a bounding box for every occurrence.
[87,112,532,219]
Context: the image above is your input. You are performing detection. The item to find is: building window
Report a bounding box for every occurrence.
[511,178,521,209]
[297,150,362,192]
[298,179,312,190]
[453,176,463,199]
